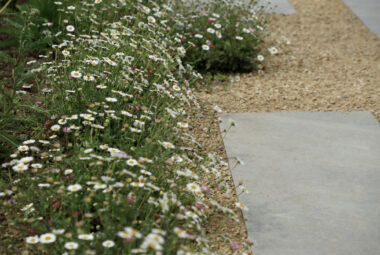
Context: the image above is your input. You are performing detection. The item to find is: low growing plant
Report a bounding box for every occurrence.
[169,0,271,73]
[0,51,47,162]
[1,0,251,254]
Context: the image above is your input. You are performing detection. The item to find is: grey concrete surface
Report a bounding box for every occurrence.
[219,112,380,255]
[342,0,380,37]
[256,0,295,14]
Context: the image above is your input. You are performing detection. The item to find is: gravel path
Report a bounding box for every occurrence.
[196,0,380,120]
[195,0,380,253]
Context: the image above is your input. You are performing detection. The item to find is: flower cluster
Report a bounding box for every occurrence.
[1,0,251,254]
[167,0,276,73]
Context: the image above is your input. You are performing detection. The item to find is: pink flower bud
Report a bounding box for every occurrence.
[195,202,204,210]
[230,241,240,250]
[201,184,210,193]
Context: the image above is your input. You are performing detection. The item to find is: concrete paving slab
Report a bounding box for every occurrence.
[342,0,380,37]
[256,0,295,14]
[219,112,380,255]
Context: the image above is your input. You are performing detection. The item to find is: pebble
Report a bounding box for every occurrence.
[195,113,204,119]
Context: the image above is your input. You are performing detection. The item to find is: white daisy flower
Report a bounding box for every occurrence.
[118,227,142,239]
[268,47,278,55]
[23,139,35,145]
[202,45,210,51]
[130,182,144,187]
[99,144,109,150]
[51,124,60,131]
[177,47,186,55]
[64,169,73,175]
[21,203,34,211]
[18,145,29,152]
[38,183,50,188]
[78,234,94,240]
[121,111,133,117]
[62,50,70,56]
[19,156,34,163]
[58,119,67,125]
[66,25,75,32]
[130,127,142,133]
[67,184,82,192]
[102,240,115,248]
[105,59,117,66]
[96,84,107,89]
[142,6,150,14]
[160,141,175,149]
[235,202,249,211]
[206,28,215,34]
[212,105,223,113]
[84,74,95,81]
[31,163,43,169]
[64,242,79,250]
[105,97,117,103]
[133,120,145,128]
[70,71,82,78]
[147,16,156,23]
[26,235,39,244]
[126,159,138,166]
[177,122,188,128]
[107,148,120,153]
[173,227,189,238]
[93,183,107,190]
[186,182,201,193]
[39,233,56,244]
[13,163,28,172]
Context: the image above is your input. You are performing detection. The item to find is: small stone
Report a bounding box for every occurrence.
[195,113,204,119]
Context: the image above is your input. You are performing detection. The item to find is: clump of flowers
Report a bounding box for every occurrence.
[0,0,256,254]
[169,0,272,73]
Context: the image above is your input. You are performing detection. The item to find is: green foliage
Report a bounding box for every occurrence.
[0,1,60,55]
[0,53,45,161]
[27,0,61,26]
[170,0,268,73]
[0,0,62,158]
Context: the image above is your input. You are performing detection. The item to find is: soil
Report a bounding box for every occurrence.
[189,107,252,254]
[194,0,380,253]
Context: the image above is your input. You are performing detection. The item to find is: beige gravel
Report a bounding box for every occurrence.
[195,0,380,254]
[197,0,380,120]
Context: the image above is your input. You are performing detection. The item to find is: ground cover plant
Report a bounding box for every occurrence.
[168,0,270,73]
[0,0,271,253]
[0,0,62,161]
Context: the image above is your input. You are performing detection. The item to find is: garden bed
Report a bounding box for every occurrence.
[0,0,270,254]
